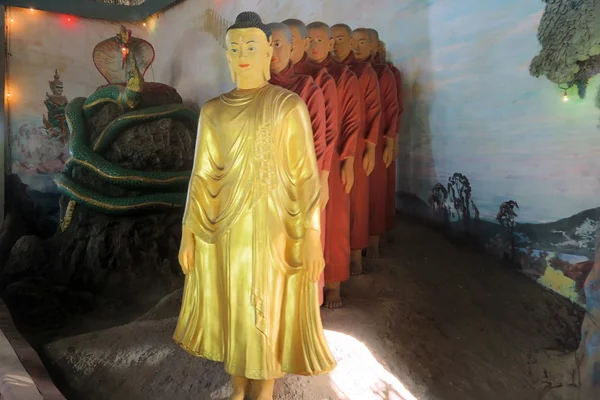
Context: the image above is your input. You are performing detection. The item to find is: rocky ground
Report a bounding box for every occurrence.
[35,215,584,400]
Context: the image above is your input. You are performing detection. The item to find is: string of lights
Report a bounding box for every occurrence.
[4,6,12,174]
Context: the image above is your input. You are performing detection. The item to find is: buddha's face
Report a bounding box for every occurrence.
[352,31,371,61]
[288,25,307,64]
[271,29,293,73]
[331,26,353,61]
[226,28,273,83]
[307,26,332,64]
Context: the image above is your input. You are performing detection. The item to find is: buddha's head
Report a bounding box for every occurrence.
[351,28,371,61]
[330,23,353,62]
[367,28,380,57]
[225,12,273,87]
[267,22,294,74]
[306,21,333,64]
[281,19,309,65]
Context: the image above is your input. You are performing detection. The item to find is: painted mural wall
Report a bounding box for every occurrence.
[6,0,600,305]
[6,7,150,192]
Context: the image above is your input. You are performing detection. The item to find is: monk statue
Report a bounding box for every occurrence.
[377,39,404,238]
[364,28,399,258]
[267,21,328,305]
[331,24,382,276]
[173,11,336,400]
[281,18,338,206]
[306,20,361,309]
[43,69,69,139]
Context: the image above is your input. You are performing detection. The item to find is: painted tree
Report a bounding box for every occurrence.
[447,173,473,232]
[496,200,519,261]
[428,183,449,225]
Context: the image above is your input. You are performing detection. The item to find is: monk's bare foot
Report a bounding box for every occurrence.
[350,249,363,275]
[323,283,343,308]
[350,260,363,276]
[366,235,380,258]
[324,289,343,308]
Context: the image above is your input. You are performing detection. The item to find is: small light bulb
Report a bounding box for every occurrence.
[29,7,34,11]
[6,93,11,97]
[68,17,71,21]
[10,18,14,22]
[562,90,569,102]
[143,22,147,27]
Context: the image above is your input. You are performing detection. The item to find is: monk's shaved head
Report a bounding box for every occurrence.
[331,23,352,36]
[306,21,331,37]
[367,28,380,41]
[282,18,308,38]
[267,22,292,43]
[352,27,372,40]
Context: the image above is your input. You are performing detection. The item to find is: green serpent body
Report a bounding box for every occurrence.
[54,74,198,227]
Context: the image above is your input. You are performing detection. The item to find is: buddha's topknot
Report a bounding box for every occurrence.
[227,11,271,40]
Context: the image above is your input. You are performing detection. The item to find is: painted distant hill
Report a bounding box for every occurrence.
[396,192,598,259]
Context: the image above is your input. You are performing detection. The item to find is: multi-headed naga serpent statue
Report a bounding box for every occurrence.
[54,27,199,231]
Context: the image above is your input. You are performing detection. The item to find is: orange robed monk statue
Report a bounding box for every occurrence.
[173,11,336,400]
[267,21,328,305]
[365,28,399,259]
[306,20,361,309]
[331,23,382,276]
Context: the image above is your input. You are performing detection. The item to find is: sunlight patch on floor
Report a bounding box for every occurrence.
[324,330,418,400]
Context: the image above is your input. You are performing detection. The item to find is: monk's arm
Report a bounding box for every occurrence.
[339,72,361,160]
[364,69,382,145]
[393,67,404,117]
[382,70,399,140]
[320,75,338,172]
[304,82,327,172]
[284,97,321,232]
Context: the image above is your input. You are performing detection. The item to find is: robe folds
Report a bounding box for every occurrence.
[294,53,339,172]
[174,84,336,380]
[340,52,381,250]
[385,62,403,231]
[270,62,327,305]
[318,54,361,283]
[369,58,399,236]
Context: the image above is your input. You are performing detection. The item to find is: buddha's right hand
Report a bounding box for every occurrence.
[178,226,195,274]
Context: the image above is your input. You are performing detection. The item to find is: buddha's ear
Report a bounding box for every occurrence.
[328,37,334,52]
[225,49,236,83]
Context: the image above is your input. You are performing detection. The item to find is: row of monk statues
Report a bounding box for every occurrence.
[174,11,403,400]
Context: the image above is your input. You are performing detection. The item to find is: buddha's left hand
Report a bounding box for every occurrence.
[303,228,325,282]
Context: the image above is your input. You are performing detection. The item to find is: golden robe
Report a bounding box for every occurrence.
[173,84,337,380]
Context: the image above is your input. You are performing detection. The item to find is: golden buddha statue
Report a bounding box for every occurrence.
[173,11,336,400]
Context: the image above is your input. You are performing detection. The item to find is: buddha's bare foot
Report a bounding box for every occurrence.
[252,379,275,400]
[366,235,381,258]
[230,376,248,400]
[350,260,363,275]
[323,285,343,308]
